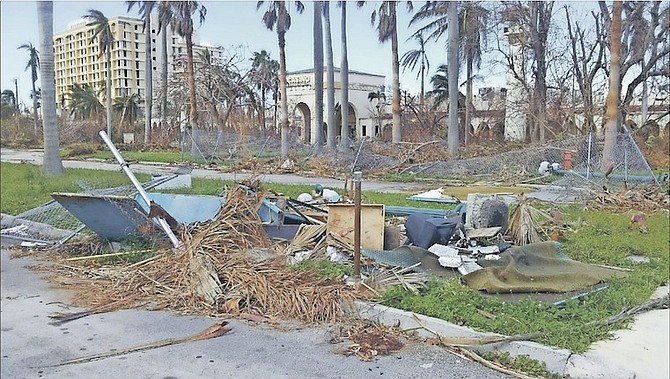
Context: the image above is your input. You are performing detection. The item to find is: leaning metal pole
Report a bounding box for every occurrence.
[99,130,181,247]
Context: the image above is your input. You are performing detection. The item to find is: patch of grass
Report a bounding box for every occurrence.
[479,351,563,379]
[379,207,669,353]
[0,162,151,215]
[292,259,353,280]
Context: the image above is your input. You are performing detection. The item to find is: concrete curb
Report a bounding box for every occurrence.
[349,300,572,376]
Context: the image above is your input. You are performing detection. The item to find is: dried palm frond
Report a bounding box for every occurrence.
[508,195,550,245]
[43,182,362,324]
[363,263,427,295]
[281,224,327,256]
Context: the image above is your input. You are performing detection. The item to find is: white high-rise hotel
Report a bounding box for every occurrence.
[53,15,224,114]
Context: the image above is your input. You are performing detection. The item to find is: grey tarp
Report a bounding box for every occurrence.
[462,241,628,293]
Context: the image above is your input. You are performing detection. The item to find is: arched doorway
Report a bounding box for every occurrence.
[334,103,357,142]
[293,102,311,144]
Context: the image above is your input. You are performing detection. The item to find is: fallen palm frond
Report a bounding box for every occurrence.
[591,293,669,327]
[43,180,361,324]
[363,263,427,295]
[508,195,550,245]
[49,296,142,325]
[58,321,231,366]
[408,314,540,379]
[281,224,326,256]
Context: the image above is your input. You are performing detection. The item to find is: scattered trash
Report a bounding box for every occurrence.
[406,187,460,204]
[314,184,341,202]
[296,192,313,203]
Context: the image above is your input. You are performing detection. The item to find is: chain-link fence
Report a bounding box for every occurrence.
[182,127,662,190]
[0,176,174,246]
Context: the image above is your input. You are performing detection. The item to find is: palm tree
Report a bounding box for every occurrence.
[358,1,413,144]
[114,93,142,134]
[257,1,305,158]
[67,83,104,120]
[18,42,40,131]
[313,1,324,147]
[84,9,114,139]
[338,1,350,152]
[1,89,17,120]
[428,65,465,112]
[447,1,459,156]
[368,89,386,135]
[126,1,156,144]
[400,33,429,106]
[160,1,207,131]
[1,90,16,107]
[323,2,336,149]
[459,2,489,146]
[157,1,171,127]
[37,1,63,175]
[250,50,279,131]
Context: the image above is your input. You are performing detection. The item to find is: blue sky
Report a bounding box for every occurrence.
[2,1,514,107]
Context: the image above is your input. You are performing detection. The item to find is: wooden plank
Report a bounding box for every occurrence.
[326,204,385,250]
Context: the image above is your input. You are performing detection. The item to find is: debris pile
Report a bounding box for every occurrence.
[48,179,360,324]
[589,185,669,212]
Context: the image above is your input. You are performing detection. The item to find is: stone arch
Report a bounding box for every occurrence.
[334,102,358,142]
[293,102,311,144]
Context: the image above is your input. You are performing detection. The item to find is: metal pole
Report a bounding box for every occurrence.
[99,130,181,247]
[353,171,362,279]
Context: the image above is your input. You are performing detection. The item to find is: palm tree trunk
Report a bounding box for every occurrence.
[465,57,472,146]
[313,1,324,148]
[602,0,622,170]
[144,12,152,144]
[324,2,336,149]
[278,30,289,158]
[160,22,168,126]
[105,47,113,139]
[420,60,425,107]
[185,33,198,129]
[447,1,459,157]
[339,1,350,152]
[31,78,39,132]
[390,4,401,143]
[37,1,63,175]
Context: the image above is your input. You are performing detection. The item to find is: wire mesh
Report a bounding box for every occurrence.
[1,176,175,246]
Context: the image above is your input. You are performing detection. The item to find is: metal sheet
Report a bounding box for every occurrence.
[51,193,147,240]
[135,193,223,224]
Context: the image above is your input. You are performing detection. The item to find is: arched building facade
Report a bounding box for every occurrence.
[284,68,385,144]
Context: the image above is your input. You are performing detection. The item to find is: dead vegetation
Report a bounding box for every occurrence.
[43,179,366,324]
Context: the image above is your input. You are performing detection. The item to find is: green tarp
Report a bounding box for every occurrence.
[463,241,628,293]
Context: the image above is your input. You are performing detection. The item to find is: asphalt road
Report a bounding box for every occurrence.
[0,240,510,379]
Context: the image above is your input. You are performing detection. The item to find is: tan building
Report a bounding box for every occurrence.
[54,15,225,114]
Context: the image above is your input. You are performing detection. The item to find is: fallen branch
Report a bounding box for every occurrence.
[408,313,540,379]
[58,321,231,366]
[49,297,141,325]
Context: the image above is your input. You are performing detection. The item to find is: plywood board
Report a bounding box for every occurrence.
[326,204,385,249]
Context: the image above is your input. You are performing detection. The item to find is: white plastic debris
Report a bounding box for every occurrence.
[438,256,462,268]
[327,246,349,263]
[428,243,459,257]
[296,193,313,203]
[280,159,295,170]
[471,245,500,255]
